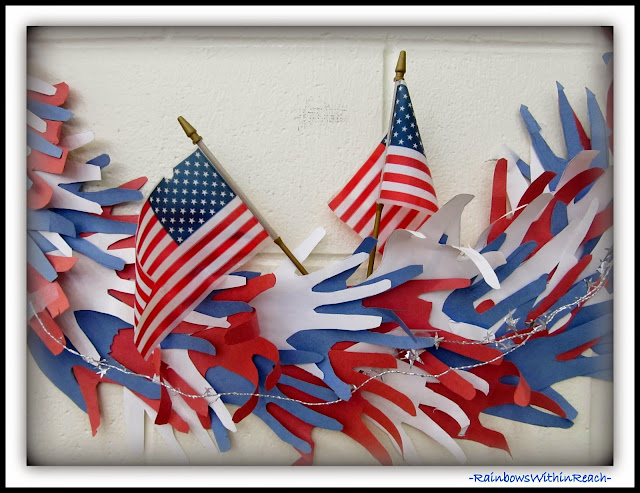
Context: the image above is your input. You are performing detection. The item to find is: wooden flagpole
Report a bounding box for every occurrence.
[177,116,308,275]
[366,50,407,277]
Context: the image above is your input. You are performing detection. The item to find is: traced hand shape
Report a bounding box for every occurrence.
[278,365,402,465]
[188,323,281,391]
[423,359,567,454]
[213,230,426,388]
[28,326,96,412]
[205,355,342,454]
[121,388,190,464]
[442,241,545,332]
[33,160,103,213]
[161,346,237,435]
[288,329,434,400]
[79,312,160,400]
[360,278,505,369]
[329,350,416,416]
[338,339,476,463]
[503,311,613,392]
[27,269,68,355]
[250,235,405,350]
[363,369,472,464]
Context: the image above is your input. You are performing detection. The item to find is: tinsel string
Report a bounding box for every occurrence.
[28,250,612,406]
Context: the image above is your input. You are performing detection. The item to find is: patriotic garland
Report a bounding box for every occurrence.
[27,54,613,465]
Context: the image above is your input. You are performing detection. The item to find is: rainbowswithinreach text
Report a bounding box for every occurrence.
[469,472,611,483]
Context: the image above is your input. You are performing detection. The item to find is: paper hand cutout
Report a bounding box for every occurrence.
[205,355,342,454]
[249,230,405,350]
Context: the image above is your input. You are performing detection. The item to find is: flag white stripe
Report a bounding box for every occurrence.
[345,186,378,229]
[136,206,154,249]
[381,182,438,204]
[136,220,263,350]
[332,158,384,217]
[137,206,253,347]
[384,163,434,185]
[406,210,430,231]
[386,145,431,162]
[136,278,151,297]
[134,264,153,293]
[137,220,163,261]
[378,209,412,241]
[140,234,173,271]
[135,289,147,311]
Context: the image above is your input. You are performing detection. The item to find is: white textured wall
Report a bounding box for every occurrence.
[26,26,614,467]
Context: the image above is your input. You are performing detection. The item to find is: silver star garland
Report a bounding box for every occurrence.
[27,249,612,406]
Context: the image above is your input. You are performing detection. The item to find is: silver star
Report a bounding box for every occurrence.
[482,331,496,345]
[403,348,424,368]
[505,313,520,333]
[432,333,444,350]
[151,374,161,383]
[96,366,108,378]
[585,278,599,291]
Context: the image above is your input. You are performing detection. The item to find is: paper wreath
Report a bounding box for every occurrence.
[26,54,613,465]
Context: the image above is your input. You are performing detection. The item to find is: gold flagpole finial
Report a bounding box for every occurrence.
[178,116,202,144]
[394,50,407,81]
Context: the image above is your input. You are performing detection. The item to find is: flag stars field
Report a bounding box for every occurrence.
[147,153,236,244]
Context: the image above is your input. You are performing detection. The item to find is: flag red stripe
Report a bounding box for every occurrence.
[385,154,432,177]
[328,142,385,210]
[137,286,151,304]
[135,207,156,252]
[146,240,178,277]
[353,202,377,235]
[379,190,438,212]
[381,172,436,197]
[138,201,151,225]
[378,204,402,234]
[396,208,420,231]
[135,263,154,290]
[139,226,168,267]
[134,297,144,317]
[340,173,380,224]
[139,220,266,356]
[136,214,260,346]
[135,284,153,313]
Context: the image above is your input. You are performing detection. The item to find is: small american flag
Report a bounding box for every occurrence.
[329,81,438,249]
[134,150,268,358]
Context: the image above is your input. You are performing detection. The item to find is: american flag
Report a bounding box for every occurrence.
[134,150,269,359]
[328,81,438,250]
